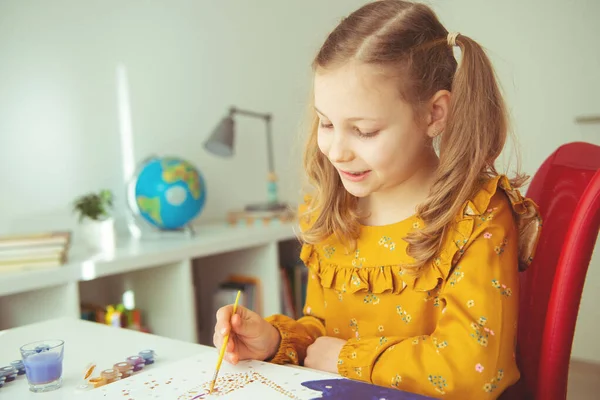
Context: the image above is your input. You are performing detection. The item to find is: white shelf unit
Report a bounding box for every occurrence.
[0,222,300,344]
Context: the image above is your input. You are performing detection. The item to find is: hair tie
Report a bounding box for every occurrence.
[447,32,460,47]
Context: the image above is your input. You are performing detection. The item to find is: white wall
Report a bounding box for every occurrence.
[1,0,599,361]
[0,0,366,236]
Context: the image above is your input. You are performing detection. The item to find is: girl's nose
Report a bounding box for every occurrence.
[327,131,354,164]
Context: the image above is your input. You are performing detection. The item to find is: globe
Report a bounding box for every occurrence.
[132,156,206,230]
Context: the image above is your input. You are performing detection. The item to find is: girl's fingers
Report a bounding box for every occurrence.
[231,313,242,328]
[215,306,233,335]
[212,331,220,348]
[226,352,239,365]
[218,321,230,336]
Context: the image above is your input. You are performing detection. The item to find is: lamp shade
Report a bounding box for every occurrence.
[204,116,235,157]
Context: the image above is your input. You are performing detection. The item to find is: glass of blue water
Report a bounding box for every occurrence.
[20,340,64,393]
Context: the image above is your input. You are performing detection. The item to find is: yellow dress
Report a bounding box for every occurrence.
[265,175,542,399]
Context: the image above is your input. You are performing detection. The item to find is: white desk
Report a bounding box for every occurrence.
[0,317,212,399]
[0,317,434,400]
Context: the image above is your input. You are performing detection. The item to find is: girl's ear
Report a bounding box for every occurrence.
[426,90,451,138]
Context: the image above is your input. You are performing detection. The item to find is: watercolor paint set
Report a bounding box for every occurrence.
[78,349,158,391]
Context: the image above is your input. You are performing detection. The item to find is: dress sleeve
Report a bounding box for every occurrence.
[338,192,522,399]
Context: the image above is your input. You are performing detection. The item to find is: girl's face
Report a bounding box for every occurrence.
[314,62,437,199]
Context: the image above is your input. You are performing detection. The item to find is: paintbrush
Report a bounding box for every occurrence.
[209,290,241,394]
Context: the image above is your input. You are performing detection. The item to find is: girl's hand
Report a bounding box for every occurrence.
[305,336,346,374]
[213,305,281,364]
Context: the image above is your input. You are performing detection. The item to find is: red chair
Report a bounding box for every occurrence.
[513,142,600,399]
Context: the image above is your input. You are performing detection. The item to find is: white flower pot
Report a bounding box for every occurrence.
[81,217,116,252]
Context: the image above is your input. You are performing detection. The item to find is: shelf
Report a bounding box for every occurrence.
[0,221,300,342]
[0,222,298,297]
[0,263,79,297]
[77,222,297,280]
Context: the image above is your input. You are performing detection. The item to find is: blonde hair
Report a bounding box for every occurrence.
[301,0,525,276]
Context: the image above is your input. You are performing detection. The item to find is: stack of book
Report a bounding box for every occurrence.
[0,231,71,273]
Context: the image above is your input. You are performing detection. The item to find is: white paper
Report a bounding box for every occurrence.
[82,349,333,399]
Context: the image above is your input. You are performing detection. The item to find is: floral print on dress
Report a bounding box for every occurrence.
[467,300,475,308]
[432,337,448,354]
[494,237,509,255]
[363,293,380,305]
[396,305,412,324]
[379,336,388,346]
[352,249,366,268]
[455,238,468,252]
[428,375,448,395]
[411,335,428,345]
[336,283,347,301]
[391,374,403,388]
[322,245,336,259]
[454,237,469,260]
[477,207,498,226]
[423,288,440,303]
[483,369,504,394]
[288,351,297,361]
[349,318,359,339]
[475,363,484,373]
[471,316,494,347]
[378,236,396,251]
[492,280,512,297]
[449,266,465,287]
[351,273,362,287]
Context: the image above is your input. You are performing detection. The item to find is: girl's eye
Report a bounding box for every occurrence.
[355,128,379,138]
[318,121,378,138]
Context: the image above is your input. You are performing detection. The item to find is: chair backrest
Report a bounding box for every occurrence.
[518,142,600,399]
[537,167,600,399]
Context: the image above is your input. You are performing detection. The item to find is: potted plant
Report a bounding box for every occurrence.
[73,189,116,251]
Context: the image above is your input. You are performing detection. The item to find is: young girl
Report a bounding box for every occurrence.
[213,1,542,398]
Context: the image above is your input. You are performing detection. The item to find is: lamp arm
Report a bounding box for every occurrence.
[265,115,275,175]
[229,106,275,175]
[230,106,270,120]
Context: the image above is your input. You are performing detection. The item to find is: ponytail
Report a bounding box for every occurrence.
[404,33,525,274]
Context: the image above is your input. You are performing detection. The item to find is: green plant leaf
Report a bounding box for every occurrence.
[73,190,114,221]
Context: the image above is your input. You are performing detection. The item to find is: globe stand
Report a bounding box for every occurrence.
[126,212,196,240]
